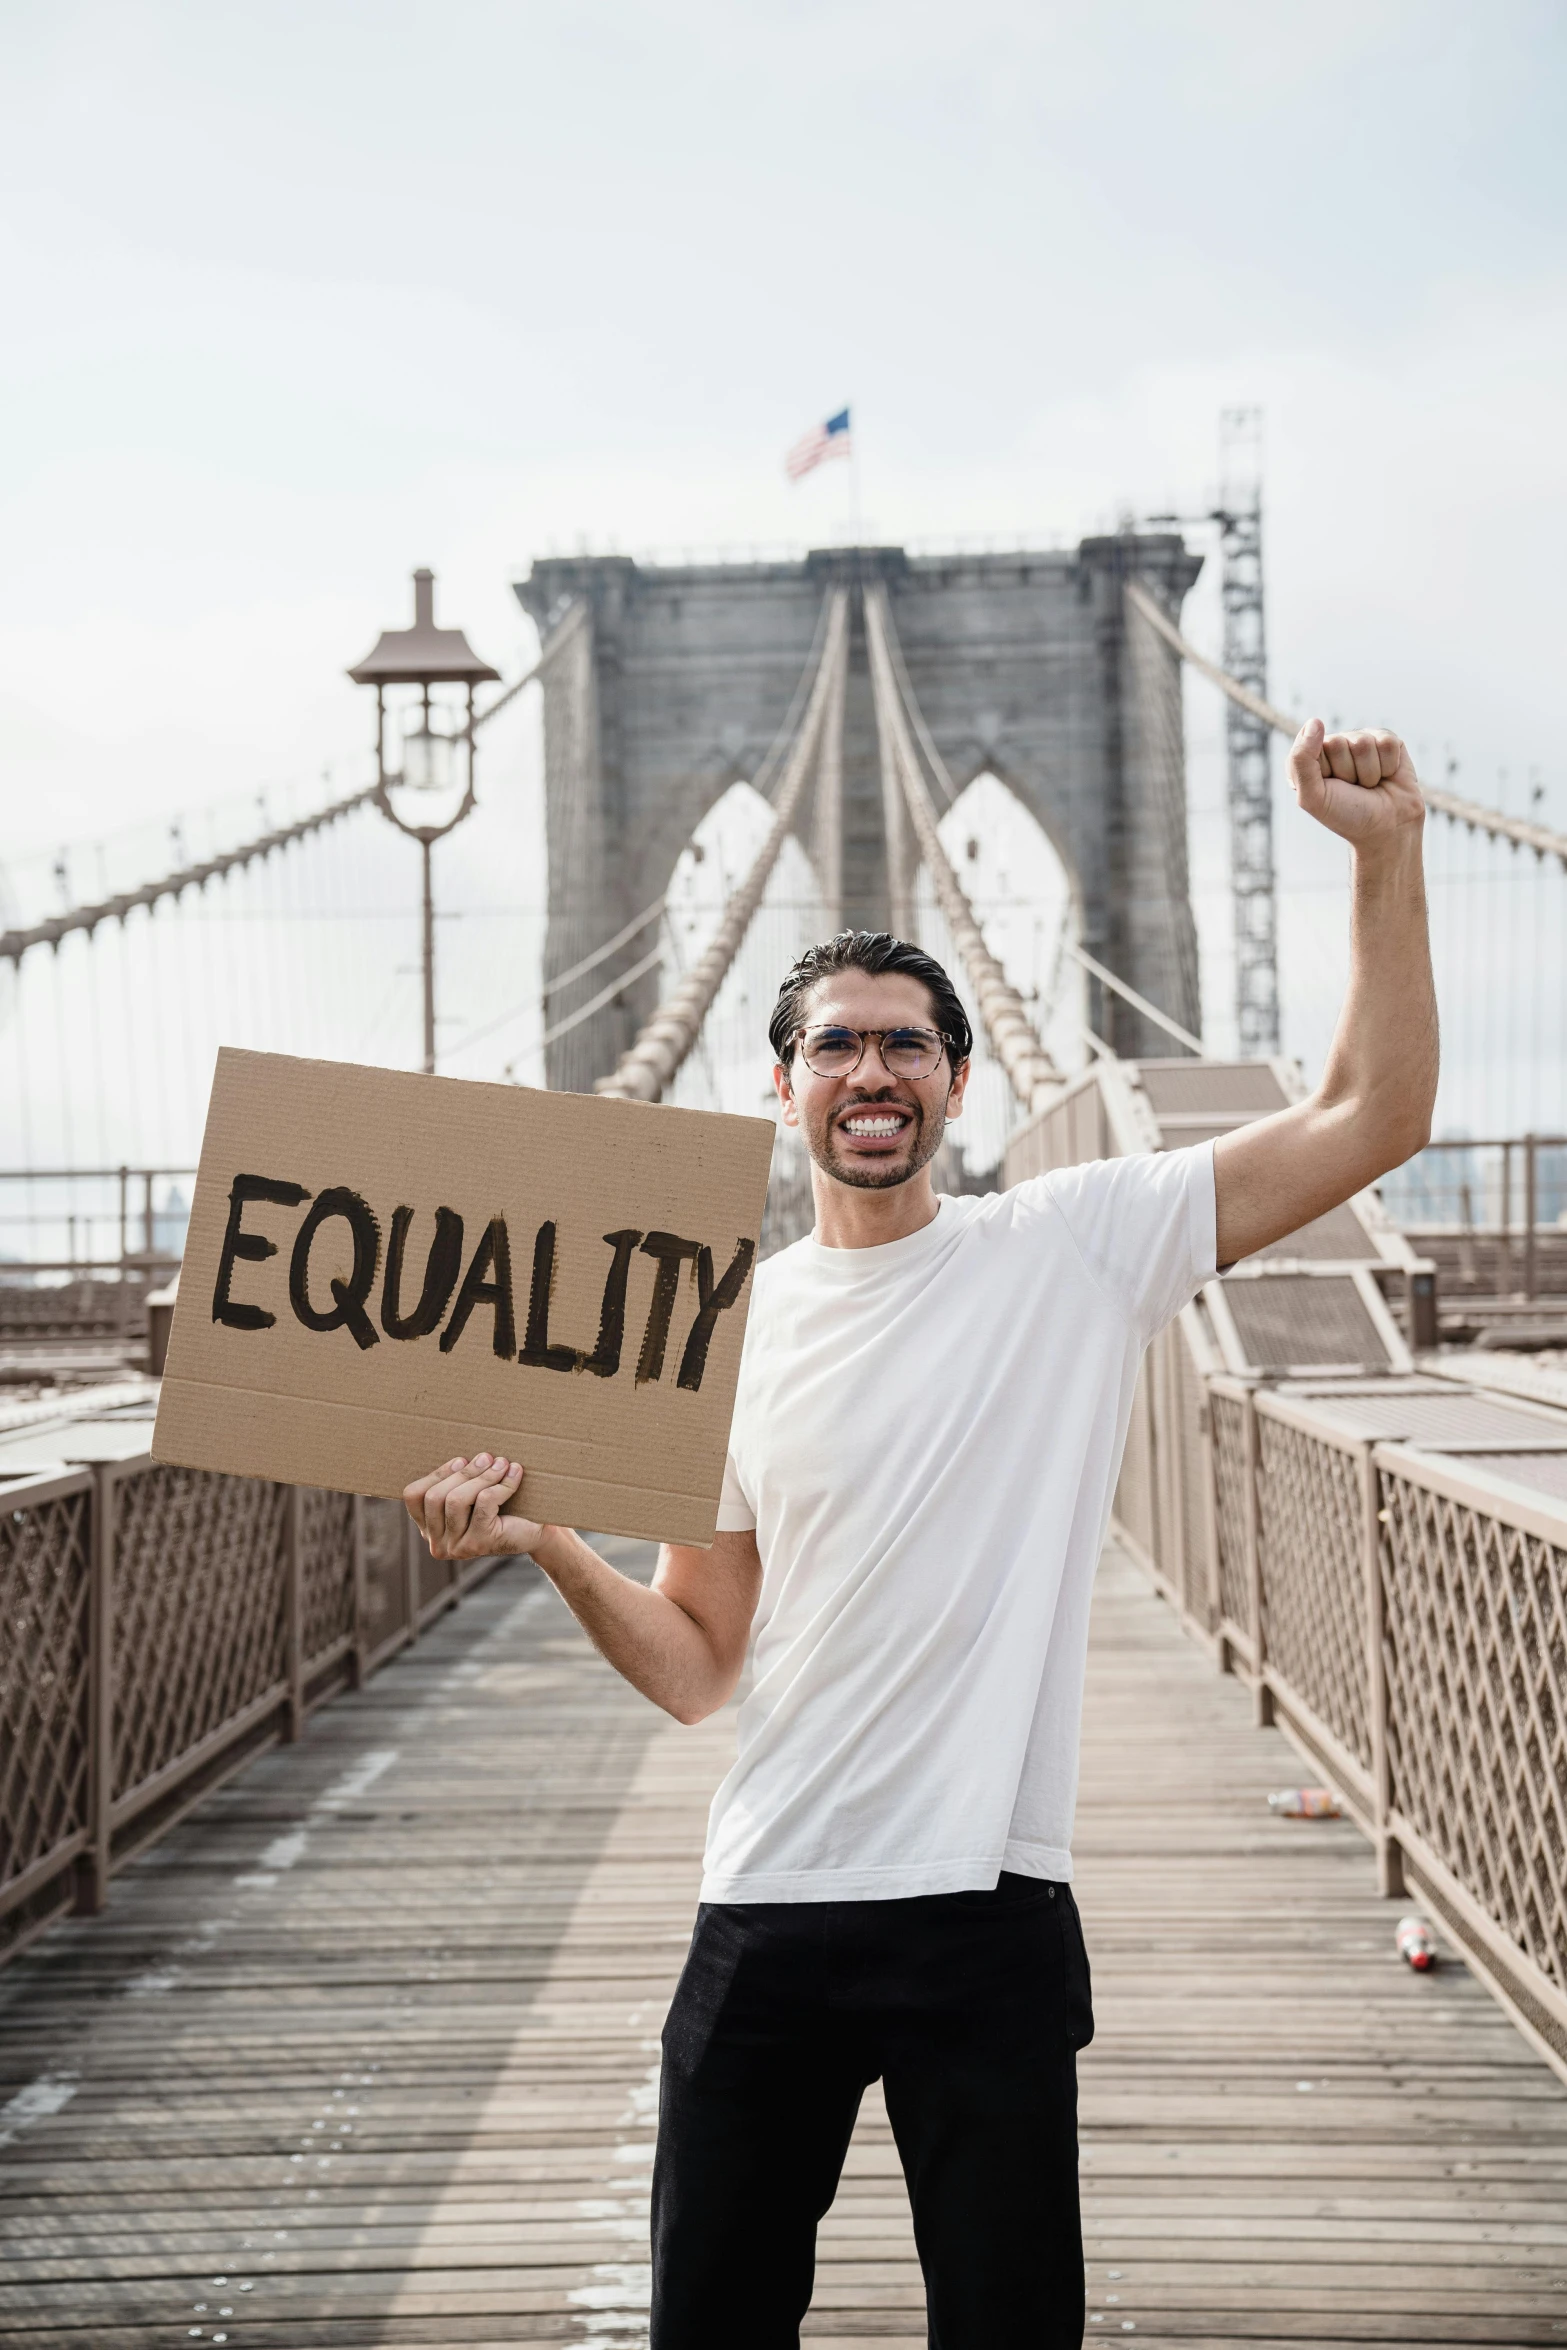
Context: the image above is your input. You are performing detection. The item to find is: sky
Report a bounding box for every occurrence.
[2,0,1565,1189]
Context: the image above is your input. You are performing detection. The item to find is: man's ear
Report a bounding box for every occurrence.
[944,1056,971,1122]
[773,1059,799,1128]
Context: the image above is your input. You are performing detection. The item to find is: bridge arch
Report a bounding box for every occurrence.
[516,537,1204,1090]
[661,778,827,1111]
[916,768,1085,1176]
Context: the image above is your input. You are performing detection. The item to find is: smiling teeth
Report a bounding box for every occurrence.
[844,1116,905,1134]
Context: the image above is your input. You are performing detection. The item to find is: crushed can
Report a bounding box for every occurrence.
[1396,1916,1436,1972]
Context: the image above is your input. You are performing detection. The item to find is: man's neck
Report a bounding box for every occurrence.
[809,1166,942,1251]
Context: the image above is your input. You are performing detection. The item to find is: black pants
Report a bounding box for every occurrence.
[651,1872,1094,2349]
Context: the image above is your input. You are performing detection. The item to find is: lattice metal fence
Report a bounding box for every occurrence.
[1210,1389,1252,1647]
[0,1461,500,1970]
[1256,1410,1372,1774]
[0,1472,93,1938]
[1380,1459,1567,2037]
[112,1467,289,1806]
[1174,1329,1213,1629]
[1112,1367,1157,1573]
[361,1490,415,1660]
[1111,1316,1227,1640]
[1113,1338,1567,2087]
[299,1487,358,1670]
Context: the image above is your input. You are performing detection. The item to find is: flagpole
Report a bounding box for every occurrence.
[848,410,861,547]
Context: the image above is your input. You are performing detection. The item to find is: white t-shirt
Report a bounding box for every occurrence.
[703,1144,1217,1904]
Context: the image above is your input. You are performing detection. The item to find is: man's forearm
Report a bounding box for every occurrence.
[1318,829,1438,1156]
[530,1526,731,1724]
[1214,725,1438,1266]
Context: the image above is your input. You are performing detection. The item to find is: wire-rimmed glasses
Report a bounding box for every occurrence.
[794,1024,950,1081]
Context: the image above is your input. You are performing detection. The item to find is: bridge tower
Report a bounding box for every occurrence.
[515,534,1203,1091]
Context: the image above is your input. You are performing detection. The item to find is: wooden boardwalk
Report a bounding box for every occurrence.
[2,1538,1565,2347]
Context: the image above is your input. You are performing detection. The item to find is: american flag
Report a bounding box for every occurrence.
[785,407,852,481]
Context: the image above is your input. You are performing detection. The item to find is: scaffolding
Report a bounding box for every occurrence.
[1216,406,1280,1056]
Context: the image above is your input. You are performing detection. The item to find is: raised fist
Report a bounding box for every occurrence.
[1288,721,1425,847]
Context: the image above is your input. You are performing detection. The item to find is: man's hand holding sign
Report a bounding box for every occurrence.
[402,1449,764,1724]
[406,1454,539,1560]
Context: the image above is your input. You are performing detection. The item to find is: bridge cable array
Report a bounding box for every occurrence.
[591,580,1192,1112]
[1065,942,1204,1058]
[566,578,1567,1112]
[11,564,1560,1160]
[535,594,842,1070]
[753,587,837,808]
[0,784,381,968]
[590,580,1071,1111]
[543,895,667,1002]
[0,604,588,974]
[595,588,852,1102]
[862,584,1061,1113]
[1123,578,1567,868]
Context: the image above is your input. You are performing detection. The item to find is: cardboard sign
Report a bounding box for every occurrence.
[153,1049,776,1545]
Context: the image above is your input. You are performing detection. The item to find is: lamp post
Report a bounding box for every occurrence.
[349,568,500,1074]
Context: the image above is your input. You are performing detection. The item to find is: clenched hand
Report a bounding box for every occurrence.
[1288,720,1426,847]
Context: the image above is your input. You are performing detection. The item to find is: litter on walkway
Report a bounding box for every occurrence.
[1266,1786,1342,1818]
[1397,1916,1437,1971]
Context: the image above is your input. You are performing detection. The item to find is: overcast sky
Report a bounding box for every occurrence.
[2,0,1564,1155]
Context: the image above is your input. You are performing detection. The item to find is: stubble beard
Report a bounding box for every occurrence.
[801,1091,950,1191]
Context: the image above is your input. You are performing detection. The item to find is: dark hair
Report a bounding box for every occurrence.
[767,931,973,1070]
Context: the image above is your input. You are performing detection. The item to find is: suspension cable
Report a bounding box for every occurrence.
[1065,942,1204,1055]
[0,786,380,965]
[542,944,666,1052]
[595,588,850,1102]
[457,940,667,1064]
[543,896,666,1000]
[862,584,1060,1114]
[533,595,810,1045]
[752,589,835,805]
[2,602,585,971]
[1123,577,1567,868]
[880,607,957,812]
[462,597,588,742]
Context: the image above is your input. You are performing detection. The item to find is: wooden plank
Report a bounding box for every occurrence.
[0,1538,1564,2347]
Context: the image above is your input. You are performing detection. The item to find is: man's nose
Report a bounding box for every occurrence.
[856,1037,896,1082]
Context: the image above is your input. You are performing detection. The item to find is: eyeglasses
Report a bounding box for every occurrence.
[794,1024,950,1081]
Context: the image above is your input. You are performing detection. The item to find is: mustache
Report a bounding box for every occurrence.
[831,1090,921,1124]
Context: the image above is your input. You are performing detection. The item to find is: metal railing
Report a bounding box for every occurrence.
[1,1456,503,1966]
[0,1166,196,1351]
[1380,1136,1567,1304]
[0,1163,194,1267]
[1113,1322,1567,2086]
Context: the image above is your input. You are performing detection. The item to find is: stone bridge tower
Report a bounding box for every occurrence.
[514,534,1203,1091]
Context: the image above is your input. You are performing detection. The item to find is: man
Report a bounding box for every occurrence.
[406,720,1437,2347]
